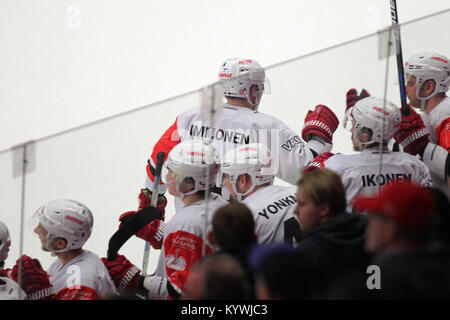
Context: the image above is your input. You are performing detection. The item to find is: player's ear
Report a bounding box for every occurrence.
[422,79,436,96]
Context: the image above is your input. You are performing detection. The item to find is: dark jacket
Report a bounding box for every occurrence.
[370,246,450,299]
[296,213,369,290]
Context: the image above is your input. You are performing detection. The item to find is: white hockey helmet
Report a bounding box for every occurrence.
[0,277,26,300]
[32,199,93,253]
[350,97,401,149]
[0,221,11,264]
[218,143,274,201]
[163,139,219,199]
[218,58,271,109]
[405,52,450,107]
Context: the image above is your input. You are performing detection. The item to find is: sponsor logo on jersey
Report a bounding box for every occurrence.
[258,195,297,220]
[190,124,250,145]
[361,173,412,187]
[281,136,303,152]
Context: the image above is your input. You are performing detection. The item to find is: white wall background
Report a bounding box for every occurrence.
[0,0,449,279]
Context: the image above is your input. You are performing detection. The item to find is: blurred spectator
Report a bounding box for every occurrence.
[426,187,450,246]
[207,202,257,297]
[250,244,319,299]
[181,253,251,300]
[293,168,368,292]
[354,181,450,299]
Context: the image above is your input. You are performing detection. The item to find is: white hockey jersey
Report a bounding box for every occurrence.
[324,147,433,212]
[47,250,117,300]
[154,193,228,297]
[146,104,332,191]
[421,97,450,194]
[243,185,298,244]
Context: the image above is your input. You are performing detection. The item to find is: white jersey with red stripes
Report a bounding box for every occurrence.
[420,97,450,194]
[154,193,228,296]
[422,97,450,148]
[146,104,332,192]
[242,185,298,244]
[47,250,117,300]
[323,147,433,212]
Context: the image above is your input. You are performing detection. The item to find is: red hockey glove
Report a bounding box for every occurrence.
[394,105,430,155]
[304,152,335,173]
[119,191,167,250]
[346,88,370,113]
[101,254,141,292]
[10,255,55,300]
[302,105,339,143]
[138,189,167,215]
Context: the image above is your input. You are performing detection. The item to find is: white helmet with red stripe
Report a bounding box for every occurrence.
[32,199,93,252]
[0,221,10,264]
[163,139,219,199]
[218,58,271,109]
[350,96,402,149]
[218,143,275,201]
[405,52,450,108]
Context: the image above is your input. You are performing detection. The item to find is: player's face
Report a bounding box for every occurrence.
[33,223,49,251]
[405,74,420,108]
[350,121,360,151]
[294,186,323,231]
[222,174,238,200]
[166,169,181,197]
[365,214,394,253]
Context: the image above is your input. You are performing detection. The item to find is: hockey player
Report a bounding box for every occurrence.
[218,143,299,244]
[104,140,228,299]
[0,221,25,300]
[393,52,450,195]
[307,96,433,212]
[144,57,339,197]
[32,199,117,299]
[0,220,53,300]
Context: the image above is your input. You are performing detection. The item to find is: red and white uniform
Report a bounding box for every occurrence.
[48,250,117,300]
[146,104,332,191]
[154,193,228,297]
[421,97,450,193]
[242,185,298,244]
[323,147,433,212]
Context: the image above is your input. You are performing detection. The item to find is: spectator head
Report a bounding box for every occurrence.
[354,181,437,253]
[208,202,256,252]
[250,244,319,299]
[0,221,11,267]
[182,253,251,300]
[294,168,347,231]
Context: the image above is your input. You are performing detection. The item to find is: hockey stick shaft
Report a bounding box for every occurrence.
[390,0,409,116]
[141,151,165,276]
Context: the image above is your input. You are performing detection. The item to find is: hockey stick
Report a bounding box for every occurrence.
[107,205,162,260]
[390,0,409,116]
[141,151,165,276]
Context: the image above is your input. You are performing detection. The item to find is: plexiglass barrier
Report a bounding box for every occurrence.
[0,9,449,275]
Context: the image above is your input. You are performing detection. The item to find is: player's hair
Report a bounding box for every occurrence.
[212,202,255,252]
[297,168,347,216]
